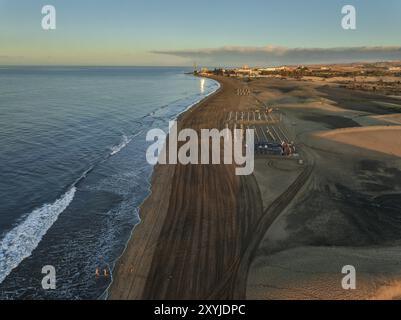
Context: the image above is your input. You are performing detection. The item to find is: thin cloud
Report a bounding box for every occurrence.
[152,45,401,66]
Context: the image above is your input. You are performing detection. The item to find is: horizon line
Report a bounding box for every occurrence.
[1,59,400,69]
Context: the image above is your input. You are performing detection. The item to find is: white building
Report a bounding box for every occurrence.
[258,66,288,72]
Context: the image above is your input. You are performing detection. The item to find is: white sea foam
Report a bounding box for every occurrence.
[0,187,76,285]
[110,132,142,156]
[110,135,131,156]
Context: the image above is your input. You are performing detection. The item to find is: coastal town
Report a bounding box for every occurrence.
[196,61,401,96]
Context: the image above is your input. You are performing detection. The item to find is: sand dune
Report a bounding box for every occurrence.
[318,126,401,158]
[247,78,401,300]
[247,246,401,300]
[371,113,401,125]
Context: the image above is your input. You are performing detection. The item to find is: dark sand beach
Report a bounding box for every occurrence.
[109,76,266,299]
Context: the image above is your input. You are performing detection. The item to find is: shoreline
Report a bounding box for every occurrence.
[106,75,223,299]
[107,75,268,300]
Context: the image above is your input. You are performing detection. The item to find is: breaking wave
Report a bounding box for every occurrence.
[110,135,131,156]
[0,187,76,285]
[109,132,142,156]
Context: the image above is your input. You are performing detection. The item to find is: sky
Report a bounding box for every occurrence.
[0,0,401,66]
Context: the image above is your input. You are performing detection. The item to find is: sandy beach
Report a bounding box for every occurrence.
[109,76,264,299]
[109,75,401,300]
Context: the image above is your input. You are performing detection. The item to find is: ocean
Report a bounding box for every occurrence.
[0,66,219,299]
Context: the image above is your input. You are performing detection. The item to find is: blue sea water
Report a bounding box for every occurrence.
[0,66,219,299]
